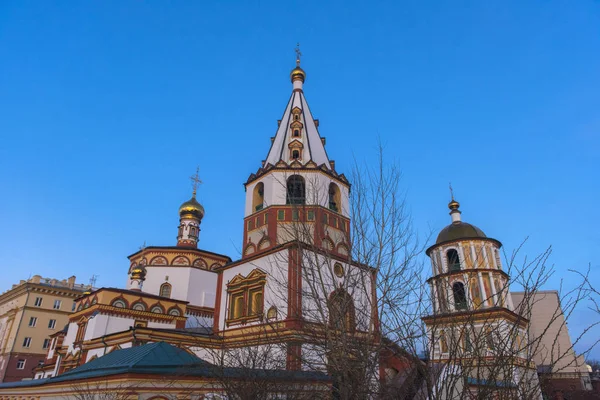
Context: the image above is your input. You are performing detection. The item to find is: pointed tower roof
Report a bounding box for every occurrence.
[264,51,332,169]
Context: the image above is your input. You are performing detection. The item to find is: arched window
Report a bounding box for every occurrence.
[328,289,356,332]
[292,150,300,160]
[267,306,278,320]
[439,330,449,353]
[111,299,127,308]
[253,182,264,211]
[447,249,461,271]
[293,129,300,137]
[160,283,172,298]
[328,183,341,212]
[286,175,305,205]
[453,282,467,310]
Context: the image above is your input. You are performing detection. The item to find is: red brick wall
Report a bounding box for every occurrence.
[2,353,45,382]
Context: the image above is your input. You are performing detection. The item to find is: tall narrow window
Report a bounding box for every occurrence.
[453,282,467,310]
[286,175,305,205]
[253,182,264,211]
[34,297,43,307]
[447,249,461,271]
[329,183,341,212]
[53,300,62,310]
[160,283,172,298]
[439,330,449,353]
[292,150,300,159]
[328,289,356,332]
[293,129,300,137]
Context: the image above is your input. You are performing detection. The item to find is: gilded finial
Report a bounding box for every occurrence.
[448,183,460,211]
[295,43,302,67]
[190,167,203,198]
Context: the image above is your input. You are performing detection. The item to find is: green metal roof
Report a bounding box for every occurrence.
[0,342,329,390]
[55,341,210,381]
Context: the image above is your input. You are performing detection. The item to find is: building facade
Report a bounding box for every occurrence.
[0,275,86,382]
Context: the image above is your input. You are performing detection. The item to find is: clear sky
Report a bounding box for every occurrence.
[1,1,598,357]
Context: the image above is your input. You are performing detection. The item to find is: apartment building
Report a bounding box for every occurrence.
[0,275,87,382]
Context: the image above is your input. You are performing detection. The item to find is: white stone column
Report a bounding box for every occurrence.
[457,245,466,269]
[489,272,499,306]
[431,282,438,314]
[470,242,478,269]
[446,279,455,312]
[491,246,498,269]
[482,244,490,269]
[477,271,488,307]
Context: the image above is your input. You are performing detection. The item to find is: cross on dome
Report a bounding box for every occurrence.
[190,166,203,198]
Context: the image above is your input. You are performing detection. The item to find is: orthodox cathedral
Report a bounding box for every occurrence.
[25,52,375,390]
[0,52,555,399]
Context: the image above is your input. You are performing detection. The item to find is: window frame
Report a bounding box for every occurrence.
[160,282,172,298]
[48,319,57,329]
[28,317,37,327]
[16,359,26,370]
[53,300,62,310]
[43,338,51,349]
[34,297,43,307]
[23,337,32,348]
[226,269,267,326]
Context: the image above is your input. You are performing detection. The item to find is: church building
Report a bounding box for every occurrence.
[0,52,379,399]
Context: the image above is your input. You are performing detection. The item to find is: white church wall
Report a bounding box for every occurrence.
[301,343,328,372]
[186,268,217,307]
[143,266,191,301]
[105,315,135,336]
[217,250,290,331]
[86,347,106,361]
[185,314,212,329]
[83,314,107,341]
[64,322,77,353]
[301,252,373,331]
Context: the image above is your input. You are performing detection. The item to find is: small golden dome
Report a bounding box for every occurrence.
[179,196,205,220]
[83,289,92,296]
[131,266,146,280]
[448,199,460,211]
[290,66,306,83]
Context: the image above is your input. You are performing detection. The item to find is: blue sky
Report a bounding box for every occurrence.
[0,2,598,357]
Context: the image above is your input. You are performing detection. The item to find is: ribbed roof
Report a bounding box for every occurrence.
[435,222,486,244]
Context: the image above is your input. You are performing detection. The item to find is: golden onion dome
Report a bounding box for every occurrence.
[448,199,460,211]
[290,66,306,83]
[179,196,205,220]
[131,265,146,279]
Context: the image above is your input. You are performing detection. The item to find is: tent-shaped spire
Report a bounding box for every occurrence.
[264,55,332,169]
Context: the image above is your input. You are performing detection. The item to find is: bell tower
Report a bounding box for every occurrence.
[422,195,538,394]
[241,48,351,259]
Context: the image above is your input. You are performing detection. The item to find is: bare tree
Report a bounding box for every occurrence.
[198,144,599,400]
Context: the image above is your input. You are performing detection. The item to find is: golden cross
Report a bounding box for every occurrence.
[190,167,203,197]
[449,182,455,201]
[295,43,302,66]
